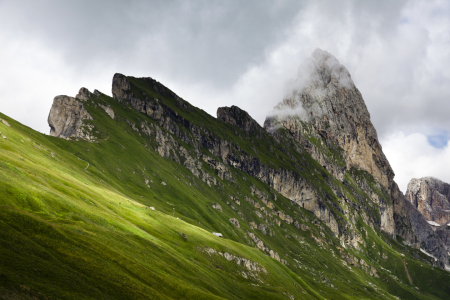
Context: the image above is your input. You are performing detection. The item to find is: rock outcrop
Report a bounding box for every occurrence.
[48,89,94,140]
[405,197,448,267]
[435,225,450,250]
[217,106,263,137]
[406,177,450,225]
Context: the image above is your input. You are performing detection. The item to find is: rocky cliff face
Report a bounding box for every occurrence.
[406,177,450,225]
[265,48,393,191]
[405,198,448,266]
[264,48,396,236]
[48,88,94,140]
[436,225,450,250]
[263,49,449,265]
[217,106,264,137]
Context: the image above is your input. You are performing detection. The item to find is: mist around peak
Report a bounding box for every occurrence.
[268,48,354,124]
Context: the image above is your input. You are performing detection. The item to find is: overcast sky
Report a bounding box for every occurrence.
[0,0,449,192]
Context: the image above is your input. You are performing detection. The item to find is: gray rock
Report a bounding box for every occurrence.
[76,87,92,101]
[0,118,10,127]
[111,73,131,102]
[48,93,93,140]
[405,198,448,267]
[406,177,450,225]
[212,203,222,212]
[435,225,450,250]
[229,218,240,228]
[109,71,449,268]
[217,105,263,136]
[99,104,115,119]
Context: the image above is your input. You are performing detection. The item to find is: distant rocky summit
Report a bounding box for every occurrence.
[406,177,450,225]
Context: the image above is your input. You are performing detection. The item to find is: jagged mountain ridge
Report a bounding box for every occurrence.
[2,49,450,299]
[46,50,449,268]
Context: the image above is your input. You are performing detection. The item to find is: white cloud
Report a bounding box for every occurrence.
[0,31,116,133]
[381,131,450,192]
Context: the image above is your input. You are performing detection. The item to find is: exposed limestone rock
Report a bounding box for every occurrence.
[261,49,448,263]
[0,118,10,127]
[294,221,310,231]
[76,87,92,101]
[247,232,285,264]
[261,49,450,265]
[112,74,340,237]
[111,73,131,101]
[202,155,232,181]
[99,104,115,119]
[435,225,450,250]
[48,92,94,140]
[212,203,222,212]
[229,218,240,228]
[405,198,448,267]
[406,177,450,225]
[251,186,274,209]
[204,248,268,275]
[269,250,280,261]
[257,224,268,235]
[217,106,263,136]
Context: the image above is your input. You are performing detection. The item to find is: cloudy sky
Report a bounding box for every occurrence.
[0,0,449,192]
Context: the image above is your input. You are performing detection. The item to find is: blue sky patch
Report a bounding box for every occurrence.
[427,130,450,148]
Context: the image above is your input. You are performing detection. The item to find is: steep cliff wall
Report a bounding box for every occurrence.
[264,48,394,191]
[406,177,450,225]
[263,49,448,265]
[48,88,94,140]
[264,48,397,236]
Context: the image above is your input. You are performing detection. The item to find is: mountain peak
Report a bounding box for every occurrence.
[217,105,262,134]
[406,177,450,225]
[309,48,354,89]
[265,49,392,191]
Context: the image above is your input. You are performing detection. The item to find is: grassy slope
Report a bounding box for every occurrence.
[0,84,449,299]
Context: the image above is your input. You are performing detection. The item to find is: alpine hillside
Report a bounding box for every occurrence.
[0,49,449,299]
